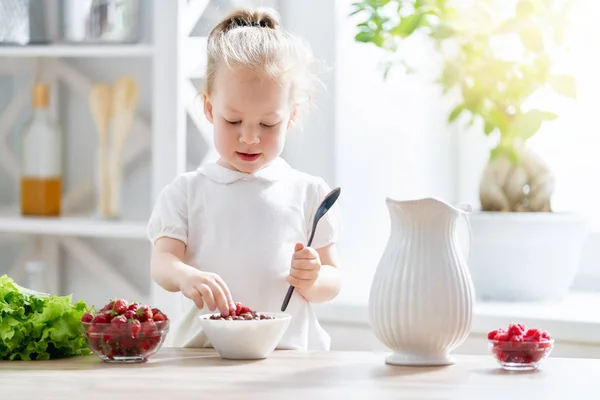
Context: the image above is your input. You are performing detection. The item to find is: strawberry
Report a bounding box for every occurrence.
[81,312,93,323]
[111,315,127,326]
[113,299,129,315]
[101,301,115,312]
[151,307,161,315]
[141,320,158,338]
[123,310,136,320]
[136,305,153,322]
[93,313,109,324]
[128,303,140,313]
[153,313,167,322]
[103,326,119,344]
[129,319,142,339]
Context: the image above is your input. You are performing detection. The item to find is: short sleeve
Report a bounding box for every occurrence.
[147,175,189,246]
[306,177,342,249]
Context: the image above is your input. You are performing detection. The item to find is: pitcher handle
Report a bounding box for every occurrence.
[457,203,472,262]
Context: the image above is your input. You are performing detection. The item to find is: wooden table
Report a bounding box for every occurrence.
[0,348,598,399]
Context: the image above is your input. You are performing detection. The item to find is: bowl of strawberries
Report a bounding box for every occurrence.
[81,299,169,363]
[488,323,554,371]
[199,302,291,360]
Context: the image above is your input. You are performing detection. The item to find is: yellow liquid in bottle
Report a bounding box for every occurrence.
[20,177,62,216]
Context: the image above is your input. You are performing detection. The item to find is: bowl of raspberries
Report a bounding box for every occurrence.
[81,299,169,363]
[488,322,554,371]
[199,302,291,360]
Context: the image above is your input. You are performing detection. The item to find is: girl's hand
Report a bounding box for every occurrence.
[288,243,321,294]
[179,269,236,316]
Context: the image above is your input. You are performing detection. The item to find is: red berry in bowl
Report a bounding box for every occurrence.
[487,322,554,371]
[113,299,129,315]
[153,313,168,322]
[136,305,153,322]
[81,313,93,323]
[82,299,169,363]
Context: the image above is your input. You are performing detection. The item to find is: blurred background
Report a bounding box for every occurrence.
[0,0,599,356]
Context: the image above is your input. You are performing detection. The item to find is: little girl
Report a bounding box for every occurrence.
[147,7,342,351]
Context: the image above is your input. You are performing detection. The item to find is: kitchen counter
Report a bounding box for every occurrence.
[1,348,598,399]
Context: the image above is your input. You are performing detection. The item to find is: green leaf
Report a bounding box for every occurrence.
[0,274,91,361]
[512,109,557,141]
[448,104,464,122]
[440,62,461,89]
[518,23,544,52]
[391,13,423,38]
[355,31,375,43]
[516,0,535,17]
[487,107,510,134]
[495,17,523,34]
[431,23,454,40]
[484,121,495,135]
[549,75,577,98]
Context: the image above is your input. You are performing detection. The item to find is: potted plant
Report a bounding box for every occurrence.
[351,0,587,301]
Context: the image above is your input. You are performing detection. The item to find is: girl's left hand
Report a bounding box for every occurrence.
[288,243,321,293]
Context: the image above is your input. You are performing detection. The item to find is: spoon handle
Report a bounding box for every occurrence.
[281,187,341,312]
[280,232,316,312]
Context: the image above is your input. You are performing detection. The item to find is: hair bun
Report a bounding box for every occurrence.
[215,7,280,33]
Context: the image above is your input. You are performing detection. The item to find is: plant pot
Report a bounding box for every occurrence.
[468,212,587,302]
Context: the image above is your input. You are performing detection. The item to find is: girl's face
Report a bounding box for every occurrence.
[203,66,296,174]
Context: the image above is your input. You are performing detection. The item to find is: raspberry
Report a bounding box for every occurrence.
[496,333,510,342]
[510,334,524,343]
[507,323,525,337]
[487,329,503,340]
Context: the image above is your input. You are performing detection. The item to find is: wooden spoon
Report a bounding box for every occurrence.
[89,84,112,217]
[108,76,139,218]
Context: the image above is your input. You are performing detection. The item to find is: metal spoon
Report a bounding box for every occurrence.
[281,187,342,312]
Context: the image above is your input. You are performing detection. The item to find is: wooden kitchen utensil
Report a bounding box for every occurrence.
[108,76,139,218]
[89,84,112,217]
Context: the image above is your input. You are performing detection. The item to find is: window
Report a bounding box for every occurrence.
[320,0,600,304]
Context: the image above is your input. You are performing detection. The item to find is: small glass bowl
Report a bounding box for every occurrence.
[488,339,554,371]
[81,320,169,363]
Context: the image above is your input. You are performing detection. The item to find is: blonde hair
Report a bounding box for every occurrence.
[206,7,322,123]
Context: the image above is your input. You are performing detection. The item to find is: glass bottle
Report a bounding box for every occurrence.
[20,83,63,217]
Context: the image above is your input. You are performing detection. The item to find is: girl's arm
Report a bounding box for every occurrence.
[151,237,236,315]
[150,237,191,292]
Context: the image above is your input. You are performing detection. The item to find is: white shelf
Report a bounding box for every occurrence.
[0,44,154,58]
[0,211,147,240]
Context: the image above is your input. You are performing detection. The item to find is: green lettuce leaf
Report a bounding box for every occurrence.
[0,274,91,360]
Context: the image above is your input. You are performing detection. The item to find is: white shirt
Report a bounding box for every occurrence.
[147,157,341,350]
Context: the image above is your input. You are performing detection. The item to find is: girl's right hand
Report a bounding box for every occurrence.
[179,269,236,316]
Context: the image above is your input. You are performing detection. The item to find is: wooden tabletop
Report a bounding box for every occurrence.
[0,348,598,399]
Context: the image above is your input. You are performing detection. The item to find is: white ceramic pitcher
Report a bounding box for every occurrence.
[368,197,475,366]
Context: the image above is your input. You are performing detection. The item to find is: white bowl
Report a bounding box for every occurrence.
[198,312,292,360]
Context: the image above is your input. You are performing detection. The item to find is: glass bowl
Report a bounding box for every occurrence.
[488,339,554,371]
[81,320,169,363]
